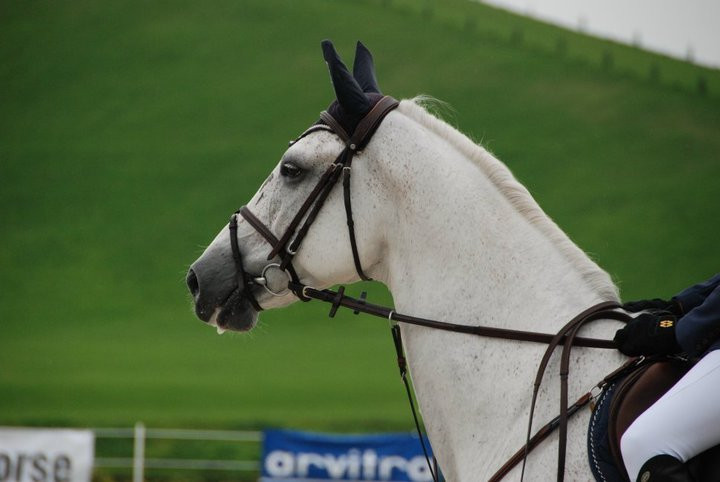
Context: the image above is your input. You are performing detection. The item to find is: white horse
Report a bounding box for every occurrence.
[187,41,629,481]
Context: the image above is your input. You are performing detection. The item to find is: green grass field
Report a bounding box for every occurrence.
[2,0,719,444]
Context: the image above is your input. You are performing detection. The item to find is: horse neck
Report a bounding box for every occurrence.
[369,103,622,478]
[375,104,617,328]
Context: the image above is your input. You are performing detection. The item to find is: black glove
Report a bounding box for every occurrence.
[622,298,683,315]
[613,313,681,356]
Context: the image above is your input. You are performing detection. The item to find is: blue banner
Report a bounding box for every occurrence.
[261,429,435,481]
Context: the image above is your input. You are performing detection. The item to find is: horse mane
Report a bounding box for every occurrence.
[398,97,619,302]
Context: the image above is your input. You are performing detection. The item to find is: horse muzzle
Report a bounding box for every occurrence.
[186,249,259,332]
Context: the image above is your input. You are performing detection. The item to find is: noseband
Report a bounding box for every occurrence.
[228,96,399,308]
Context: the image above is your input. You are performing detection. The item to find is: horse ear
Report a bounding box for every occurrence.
[353,41,381,94]
[321,40,371,115]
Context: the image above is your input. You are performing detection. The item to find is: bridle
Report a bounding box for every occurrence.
[225,95,634,481]
[229,95,400,308]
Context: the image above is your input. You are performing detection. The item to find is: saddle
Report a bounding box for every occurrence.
[594,357,720,481]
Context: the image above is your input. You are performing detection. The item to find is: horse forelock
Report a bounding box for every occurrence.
[395,97,619,302]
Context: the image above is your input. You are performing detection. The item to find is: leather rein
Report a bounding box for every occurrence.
[228,95,633,481]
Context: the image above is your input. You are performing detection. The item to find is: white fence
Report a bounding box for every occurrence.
[93,423,261,481]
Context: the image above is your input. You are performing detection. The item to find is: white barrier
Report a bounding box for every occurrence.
[0,427,94,482]
[93,423,261,481]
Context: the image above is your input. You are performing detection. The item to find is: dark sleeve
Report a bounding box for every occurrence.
[675,279,720,357]
[672,273,720,314]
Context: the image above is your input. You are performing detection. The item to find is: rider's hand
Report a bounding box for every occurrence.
[622,298,682,315]
[613,313,681,356]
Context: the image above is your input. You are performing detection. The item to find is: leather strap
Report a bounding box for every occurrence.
[267,97,399,278]
[289,124,335,147]
[295,284,626,349]
[237,96,399,302]
[229,213,263,312]
[268,161,343,260]
[489,392,593,482]
[349,96,399,150]
[239,206,279,247]
[319,111,351,143]
[391,324,439,482]
[342,157,372,281]
[520,302,630,481]
[238,206,305,300]
[319,96,399,151]
[282,152,349,268]
[294,283,631,481]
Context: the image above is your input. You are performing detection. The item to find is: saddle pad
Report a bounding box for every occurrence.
[587,380,627,482]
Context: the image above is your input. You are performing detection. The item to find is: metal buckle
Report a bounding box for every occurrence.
[589,385,603,411]
[253,263,291,296]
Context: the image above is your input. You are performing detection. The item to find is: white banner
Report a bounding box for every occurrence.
[0,428,94,482]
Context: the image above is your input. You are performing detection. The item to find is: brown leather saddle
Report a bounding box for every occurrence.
[607,357,720,481]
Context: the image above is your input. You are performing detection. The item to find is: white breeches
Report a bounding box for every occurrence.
[620,350,720,481]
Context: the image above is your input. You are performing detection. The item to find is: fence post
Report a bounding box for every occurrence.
[133,422,146,482]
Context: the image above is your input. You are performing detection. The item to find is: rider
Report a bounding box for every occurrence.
[614,273,720,482]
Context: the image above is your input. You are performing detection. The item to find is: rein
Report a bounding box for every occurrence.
[295,283,622,349]
[293,283,631,481]
[230,96,632,481]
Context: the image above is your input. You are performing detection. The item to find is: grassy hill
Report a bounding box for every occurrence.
[2,0,719,439]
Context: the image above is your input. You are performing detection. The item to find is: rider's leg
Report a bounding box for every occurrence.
[620,350,720,481]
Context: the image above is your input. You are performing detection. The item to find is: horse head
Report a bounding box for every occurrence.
[186,41,397,332]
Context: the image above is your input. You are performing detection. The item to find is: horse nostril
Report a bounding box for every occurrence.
[186,269,200,299]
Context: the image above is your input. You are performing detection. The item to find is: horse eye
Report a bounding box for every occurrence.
[280,162,303,179]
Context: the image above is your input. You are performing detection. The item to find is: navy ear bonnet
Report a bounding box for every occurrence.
[320,40,387,136]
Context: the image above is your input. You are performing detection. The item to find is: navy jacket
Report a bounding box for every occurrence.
[673,273,720,357]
